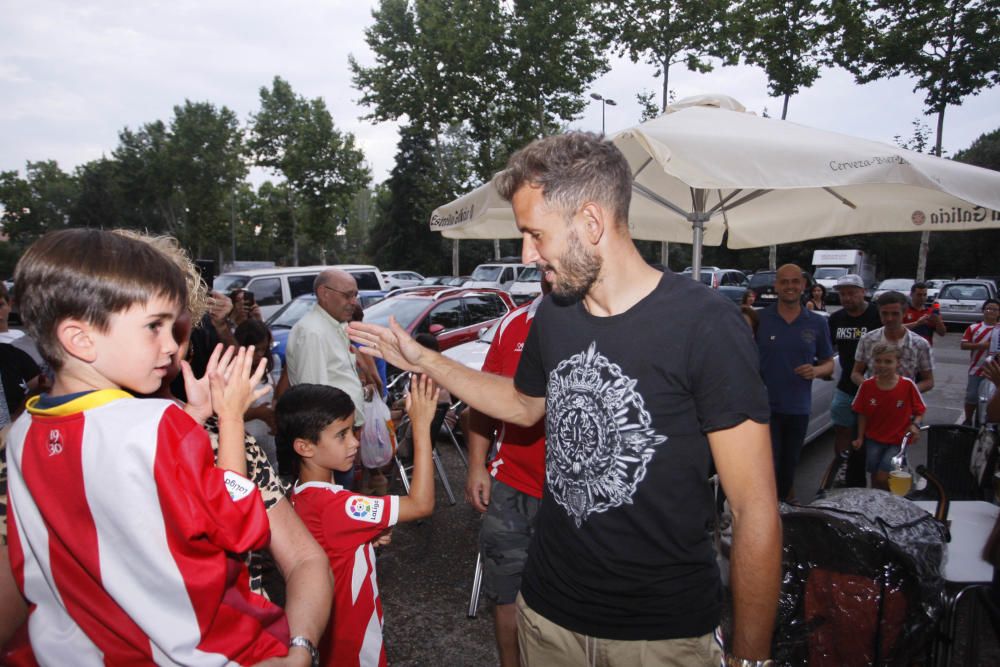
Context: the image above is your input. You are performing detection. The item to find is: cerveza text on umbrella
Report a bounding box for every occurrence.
[828,154,909,172]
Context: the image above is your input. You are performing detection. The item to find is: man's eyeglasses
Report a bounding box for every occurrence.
[321,284,359,300]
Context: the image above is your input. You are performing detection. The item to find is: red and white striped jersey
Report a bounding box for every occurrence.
[5,389,288,666]
[484,298,546,499]
[291,481,398,667]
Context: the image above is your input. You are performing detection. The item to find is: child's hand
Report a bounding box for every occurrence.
[851,438,862,450]
[182,344,234,424]
[211,346,271,423]
[404,374,440,430]
[372,528,393,548]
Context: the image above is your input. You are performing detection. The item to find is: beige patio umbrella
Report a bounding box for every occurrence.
[430,94,1000,274]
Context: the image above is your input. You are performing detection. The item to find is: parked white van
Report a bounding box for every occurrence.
[508,266,542,304]
[213,264,387,320]
[465,261,527,291]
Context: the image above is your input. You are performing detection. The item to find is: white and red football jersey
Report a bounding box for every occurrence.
[5,389,288,666]
[292,481,398,667]
[483,298,546,499]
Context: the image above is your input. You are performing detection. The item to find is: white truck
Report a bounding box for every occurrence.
[811,249,877,304]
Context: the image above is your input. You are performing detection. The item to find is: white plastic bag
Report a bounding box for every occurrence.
[360,394,397,468]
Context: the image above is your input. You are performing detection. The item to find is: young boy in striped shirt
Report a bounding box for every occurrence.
[4,229,289,666]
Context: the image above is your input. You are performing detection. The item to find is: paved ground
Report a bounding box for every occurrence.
[378,328,997,666]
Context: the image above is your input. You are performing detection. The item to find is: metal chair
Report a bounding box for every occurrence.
[393,402,458,505]
[923,424,982,500]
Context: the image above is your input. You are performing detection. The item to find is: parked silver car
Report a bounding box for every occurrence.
[934,279,999,326]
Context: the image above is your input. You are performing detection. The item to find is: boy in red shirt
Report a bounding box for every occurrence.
[852,342,927,490]
[281,375,438,667]
[5,229,290,666]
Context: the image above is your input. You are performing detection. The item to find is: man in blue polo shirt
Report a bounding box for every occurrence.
[757,264,835,500]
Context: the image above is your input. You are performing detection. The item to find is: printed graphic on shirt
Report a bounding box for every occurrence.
[546,342,667,527]
[224,471,255,501]
[345,495,386,524]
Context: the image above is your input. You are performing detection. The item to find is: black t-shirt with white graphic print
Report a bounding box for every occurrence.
[514,270,770,641]
[828,302,882,395]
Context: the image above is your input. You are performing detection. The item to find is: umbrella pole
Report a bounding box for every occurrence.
[691,217,704,276]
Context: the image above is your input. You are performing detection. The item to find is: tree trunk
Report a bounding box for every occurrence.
[661,57,671,112]
[916,106,947,282]
[768,95,793,271]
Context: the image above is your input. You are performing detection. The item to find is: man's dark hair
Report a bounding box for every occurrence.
[275,384,355,477]
[983,298,1000,312]
[911,282,927,292]
[13,228,187,370]
[875,291,908,309]
[493,132,632,228]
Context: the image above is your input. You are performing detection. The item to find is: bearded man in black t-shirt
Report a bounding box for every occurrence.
[349,132,781,667]
[827,275,882,487]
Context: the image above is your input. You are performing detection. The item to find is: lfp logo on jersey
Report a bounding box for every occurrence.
[346,495,385,523]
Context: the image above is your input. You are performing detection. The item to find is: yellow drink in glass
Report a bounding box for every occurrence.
[888,470,913,496]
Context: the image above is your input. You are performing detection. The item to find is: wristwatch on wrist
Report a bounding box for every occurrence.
[725,657,775,667]
[289,635,319,667]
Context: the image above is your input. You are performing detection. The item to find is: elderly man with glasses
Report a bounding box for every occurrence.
[287,269,372,431]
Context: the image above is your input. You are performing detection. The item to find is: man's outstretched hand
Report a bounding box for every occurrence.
[348,316,428,374]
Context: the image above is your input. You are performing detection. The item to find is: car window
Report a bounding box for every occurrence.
[423,299,466,331]
[248,277,282,307]
[213,274,249,292]
[464,295,507,324]
[364,297,432,330]
[267,296,316,328]
[517,267,542,281]
[350,270,382,291]
[288,274,317,299]
[966,286,989,300]
[750,272,776,288]
[471,266,502,281]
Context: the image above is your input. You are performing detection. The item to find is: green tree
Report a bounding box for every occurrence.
[71,158,124,229]
[166,100,247,260]
[731,0,834,120]
[0,161,79,247]
[248,77,370,265]
[367,125,448,273]
[112,120,184,235]
[595,0,731,112]
[831,0,1000,279]
[953,127,1000,170]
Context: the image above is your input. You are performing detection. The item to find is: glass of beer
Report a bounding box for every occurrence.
[888,469,913,496]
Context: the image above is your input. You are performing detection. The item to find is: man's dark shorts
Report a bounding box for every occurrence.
[480,478,541,606]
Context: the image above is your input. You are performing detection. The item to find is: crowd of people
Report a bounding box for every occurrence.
[0,130,996,667]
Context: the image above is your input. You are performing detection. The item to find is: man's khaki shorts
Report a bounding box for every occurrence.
[516,593,723,667]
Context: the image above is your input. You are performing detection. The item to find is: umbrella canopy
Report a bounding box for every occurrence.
[616,94,1000,258]
[429,94,1000,272]
[429,180,518,240]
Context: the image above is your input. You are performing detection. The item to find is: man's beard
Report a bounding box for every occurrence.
[549,228,602,304]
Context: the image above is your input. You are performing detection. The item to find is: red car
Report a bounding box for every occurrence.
[363,286,514,351]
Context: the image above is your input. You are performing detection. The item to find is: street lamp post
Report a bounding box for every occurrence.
[590,92,617,136]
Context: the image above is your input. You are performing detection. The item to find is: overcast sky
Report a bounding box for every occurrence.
[3,0,999,188]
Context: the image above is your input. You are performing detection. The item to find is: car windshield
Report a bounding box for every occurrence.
[680,269,713,285]
[517,267,542,281]
[471,266,502,281]
[814,268,848,280]
[267,296,316,329]
[750,272,776,288]
[879,279,914,290]
[363,297,433,330]
[213,274,249,292]
[479,319,501,344]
